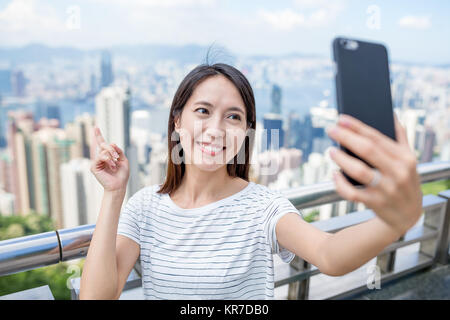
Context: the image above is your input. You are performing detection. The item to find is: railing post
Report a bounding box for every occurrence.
[376,235,404,274]
[288,256,310,300]
[419,199,447,260]
[436,190,450,264]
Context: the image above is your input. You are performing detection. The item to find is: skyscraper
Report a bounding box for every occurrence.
[11,70,26,97]
[262,113,284,152]
[29,126,73,227]
[60,158,103,228]
[420,127,436,163]
[285,111,301,149]
[95,87,130,151]
[46,135,72,228]
[270,84,282,115]
[145,142,167,186]
[0,151,12,193]
[7,111,35,215]
[30,130,51,217]
[100,51,114,88]
[297,114,313,161]
[95,86,139,201]
[65,113,95,159]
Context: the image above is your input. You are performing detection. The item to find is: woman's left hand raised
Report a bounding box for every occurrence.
[327,113,423,237]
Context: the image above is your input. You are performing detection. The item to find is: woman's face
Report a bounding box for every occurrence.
[174,74,249,172]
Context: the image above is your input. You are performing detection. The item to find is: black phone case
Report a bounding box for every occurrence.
[332,37,396,186]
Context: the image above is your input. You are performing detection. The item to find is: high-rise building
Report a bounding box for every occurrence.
[95,86,139,201]
[266,148,302,190]
[34,103,61,126]
[30,130,51,217]
[285,111,301,149]
[294,114,313,160]
[65,113,95,159]
[270,84,282,114]
[420,127,436,163]
[7,111,35,215]
[60,158,103,228]
[95,87,130,151]
[440,138,450,162]
[144,141,167,186]
[398,108,426,152]
[0,151,12,193]
[46,135,72,228]
[11,70,26,97]
[0,190,14,216]
[262,113,284,152]
[253,147,301,187]
[100,51,114,88]
[30,127,73,227]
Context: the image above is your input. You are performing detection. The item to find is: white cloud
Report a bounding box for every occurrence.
[259,0,345,30]
[293,0,338,9]
[92,0,216,8]
[398,15,432,30]
[0,0,62,32]
[258,9,305,31]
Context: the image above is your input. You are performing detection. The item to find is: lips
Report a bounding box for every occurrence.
[196,141,226,155]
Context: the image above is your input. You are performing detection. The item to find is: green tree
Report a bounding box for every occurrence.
[303,209,320,223]
[421,179,450,196]
[0,213,84,300]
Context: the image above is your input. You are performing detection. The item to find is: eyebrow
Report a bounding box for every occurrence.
[193,100,245,115]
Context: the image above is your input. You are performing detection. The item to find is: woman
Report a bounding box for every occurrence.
[79,63,422,300]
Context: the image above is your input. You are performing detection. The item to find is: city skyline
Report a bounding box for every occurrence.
[0,1,449,227]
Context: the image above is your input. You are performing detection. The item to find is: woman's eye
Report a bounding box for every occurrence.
[195,108,208,114]
[228,114,241,121]
[195,108,241,121]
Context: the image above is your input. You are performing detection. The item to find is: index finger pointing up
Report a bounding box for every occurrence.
[95,126,106,145]
[90,126,106,160]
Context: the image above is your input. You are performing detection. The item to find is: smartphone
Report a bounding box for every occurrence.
[332,37,396,186]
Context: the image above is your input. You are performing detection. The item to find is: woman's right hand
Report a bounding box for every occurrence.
[90,126,130,192]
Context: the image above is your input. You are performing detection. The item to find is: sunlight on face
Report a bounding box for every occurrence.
[174,74,249,172]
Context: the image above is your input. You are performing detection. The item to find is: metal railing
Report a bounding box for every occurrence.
[0,161,449,299]
[276,192,449,299]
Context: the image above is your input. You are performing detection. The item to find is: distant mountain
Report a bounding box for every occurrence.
[0,43,328,66]
[0,43,87,63]
[0,43,446,67]
[0,43,222,65]
[110,44,213,64]
[242,51,325,61]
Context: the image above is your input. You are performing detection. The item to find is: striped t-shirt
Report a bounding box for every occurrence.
[117,181,303,299]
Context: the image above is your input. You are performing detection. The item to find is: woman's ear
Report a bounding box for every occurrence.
[174,116,180,134]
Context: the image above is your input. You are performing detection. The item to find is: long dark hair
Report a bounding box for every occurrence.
[157,63,256,195]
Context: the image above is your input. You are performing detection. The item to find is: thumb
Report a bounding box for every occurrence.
[111,143,126,161]
[393,113,409,146]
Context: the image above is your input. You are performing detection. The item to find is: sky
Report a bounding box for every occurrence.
[0,0,449,64]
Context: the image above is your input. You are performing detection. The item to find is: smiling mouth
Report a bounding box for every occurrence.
[196,142,226,156]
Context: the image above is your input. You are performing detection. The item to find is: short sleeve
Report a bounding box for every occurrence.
[117,188,146,245]
[262,192,304,263]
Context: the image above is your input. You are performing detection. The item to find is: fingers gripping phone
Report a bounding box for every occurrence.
[332,37,397,186]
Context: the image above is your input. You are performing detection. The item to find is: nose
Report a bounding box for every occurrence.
[205,127,225,142]
[203,117,226,143]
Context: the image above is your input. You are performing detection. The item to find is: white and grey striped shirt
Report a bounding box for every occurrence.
[117,181,303,300]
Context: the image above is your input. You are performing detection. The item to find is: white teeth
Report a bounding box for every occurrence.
[198,142,223,153]
[205,146,221,152]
